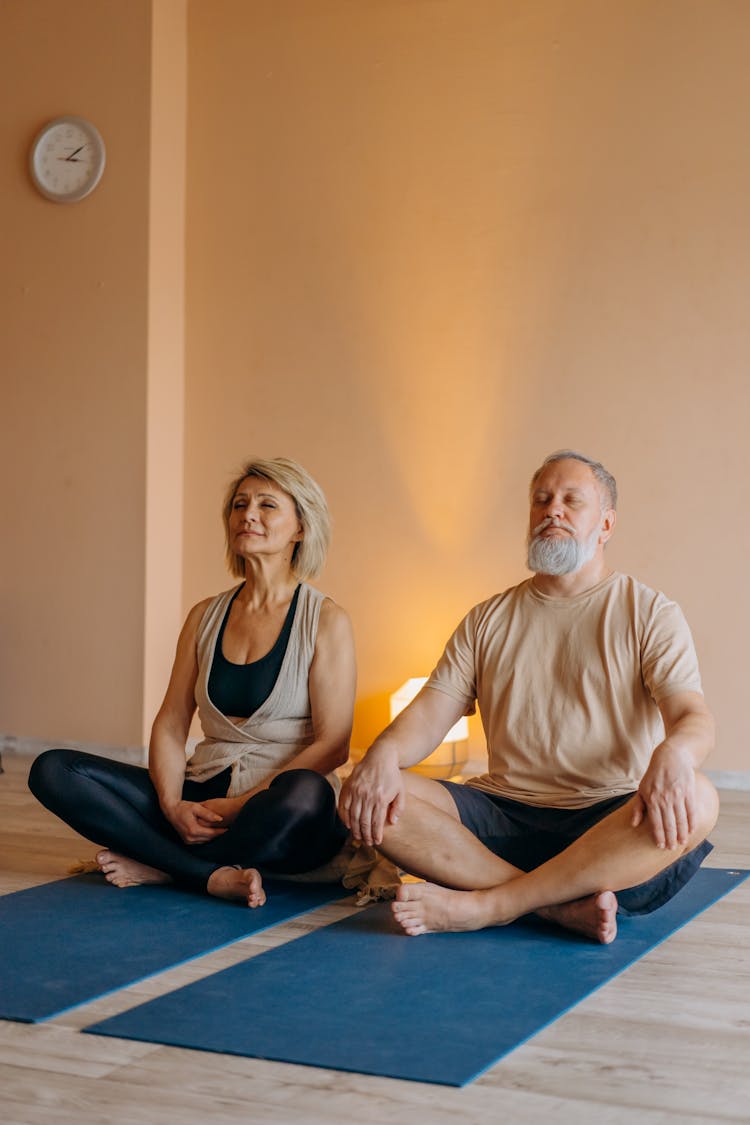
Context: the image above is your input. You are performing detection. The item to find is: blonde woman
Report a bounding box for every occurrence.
[30,458,355,907]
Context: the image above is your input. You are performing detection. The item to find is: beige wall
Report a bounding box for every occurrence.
[183,0,749,770]
[144,0,188,743]
[1,0,189,750]
[2,1,747,773]
[2,0,152,747]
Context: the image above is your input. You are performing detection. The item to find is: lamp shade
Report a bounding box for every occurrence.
[389,677,469,780]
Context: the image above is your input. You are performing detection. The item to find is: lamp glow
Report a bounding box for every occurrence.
[389,677,469,779]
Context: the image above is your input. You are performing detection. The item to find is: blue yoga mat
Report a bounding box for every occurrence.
[0,873,345,1023]
[83,867,747,1086]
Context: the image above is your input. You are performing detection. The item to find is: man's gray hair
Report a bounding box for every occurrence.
[530,450,618,510]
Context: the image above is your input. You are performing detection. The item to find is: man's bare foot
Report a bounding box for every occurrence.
[391,882,492,935]
[206,866,266,908]
[391,882,619,945]
[538,891,619,944]
[96,850,171,888]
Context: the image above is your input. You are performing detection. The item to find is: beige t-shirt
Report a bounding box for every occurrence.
[425,572,702,809]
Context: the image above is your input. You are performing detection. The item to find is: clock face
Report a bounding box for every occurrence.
[29,116,106,203]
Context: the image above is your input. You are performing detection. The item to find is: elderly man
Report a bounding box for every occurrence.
[340,451,719,943]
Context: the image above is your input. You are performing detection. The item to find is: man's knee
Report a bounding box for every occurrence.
[693,771,720,839]
[401,773,462,819]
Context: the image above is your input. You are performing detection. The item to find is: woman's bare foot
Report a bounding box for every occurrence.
[206,866,266,908]
[391,882,619,944]
[538,892,619,944]
[391,882,492,935]
[96,850,171,888]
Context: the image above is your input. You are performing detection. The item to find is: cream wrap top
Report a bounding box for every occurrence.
[185,582,340,798]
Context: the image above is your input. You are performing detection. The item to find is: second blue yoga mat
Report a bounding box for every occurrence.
[0,873,345,1023]
[83,867,747,1086]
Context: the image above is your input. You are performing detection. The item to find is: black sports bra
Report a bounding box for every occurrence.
[207,584,301,718]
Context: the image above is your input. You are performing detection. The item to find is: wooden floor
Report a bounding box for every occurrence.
[1,751,749,1125]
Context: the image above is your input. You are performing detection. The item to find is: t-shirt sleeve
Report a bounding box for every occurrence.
[641,596,703,703]
[425,610,478,714]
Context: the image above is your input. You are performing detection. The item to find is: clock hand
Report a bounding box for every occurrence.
[63,145,86,161]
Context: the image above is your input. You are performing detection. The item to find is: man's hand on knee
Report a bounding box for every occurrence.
[631,743,697,850]
[339,746,405,847]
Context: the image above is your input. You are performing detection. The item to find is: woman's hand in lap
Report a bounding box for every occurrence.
[166,799,227,844]
[199,796,247,828]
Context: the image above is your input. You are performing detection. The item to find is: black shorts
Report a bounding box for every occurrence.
[438,781,713,917]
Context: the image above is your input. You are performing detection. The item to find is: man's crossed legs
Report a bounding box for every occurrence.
[378,773,719,943]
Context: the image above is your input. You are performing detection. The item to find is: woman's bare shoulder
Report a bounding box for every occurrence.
[180,590,231,640]
[317,596,354,642]
[185,595,215,626]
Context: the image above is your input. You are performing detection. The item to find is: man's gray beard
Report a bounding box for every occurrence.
[527,525,601,576]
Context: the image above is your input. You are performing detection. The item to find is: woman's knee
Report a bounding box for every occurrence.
[269,769,336,819]
[28,748,76,800]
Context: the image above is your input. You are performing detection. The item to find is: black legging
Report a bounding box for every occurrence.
[28,749,348,892]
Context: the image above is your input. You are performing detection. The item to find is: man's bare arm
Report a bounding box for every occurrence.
[339,687,467,847]
[631,690,715,849]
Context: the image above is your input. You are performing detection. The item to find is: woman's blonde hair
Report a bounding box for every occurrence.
[222,457,331,581]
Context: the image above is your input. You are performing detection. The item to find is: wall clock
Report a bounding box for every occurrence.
[29,115,106,203]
